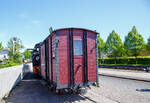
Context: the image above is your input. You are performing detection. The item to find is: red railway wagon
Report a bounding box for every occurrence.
[39,28,99,92]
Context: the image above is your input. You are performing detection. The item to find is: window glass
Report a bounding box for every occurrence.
[74,40,83,56]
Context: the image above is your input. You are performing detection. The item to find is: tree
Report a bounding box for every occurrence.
[148,36,150,45]
[106,30,124,56]
[97,34,106,58]
[0,42,3,52]
[7,37,24,54]
[124,26,145,63]
[24,49,31,59]
[12,52,22,63]
[7,37,24,63]
[145,36,150,55]
[106,30,124,64]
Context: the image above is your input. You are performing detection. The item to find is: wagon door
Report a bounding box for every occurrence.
[73,30,85,84]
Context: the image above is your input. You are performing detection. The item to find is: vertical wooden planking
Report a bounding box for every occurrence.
[40,43,46,79]
[73,29,84,84]
[52,34,56,83]
[55,31,59,86]
[87,31,97,82]
[39,28,98,89]
[58,29,70,85]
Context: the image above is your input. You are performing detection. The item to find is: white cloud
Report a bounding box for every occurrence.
[18,12,29,19]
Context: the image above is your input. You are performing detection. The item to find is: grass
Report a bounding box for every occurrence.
[0,60,22,69]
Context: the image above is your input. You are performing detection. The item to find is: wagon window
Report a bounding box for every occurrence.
[74,40,83,56]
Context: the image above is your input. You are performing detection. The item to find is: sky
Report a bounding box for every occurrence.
[0,0,150,50]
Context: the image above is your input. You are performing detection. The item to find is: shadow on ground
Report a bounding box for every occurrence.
[4,73,94,103]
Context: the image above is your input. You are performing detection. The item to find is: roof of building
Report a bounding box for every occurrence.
[2,48,10,51]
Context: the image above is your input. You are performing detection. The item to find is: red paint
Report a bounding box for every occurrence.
[40,28,98,89]
[40,44,46,79]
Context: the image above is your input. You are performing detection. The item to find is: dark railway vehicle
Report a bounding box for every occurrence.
[36,28,99,92]
[32,43,41,74]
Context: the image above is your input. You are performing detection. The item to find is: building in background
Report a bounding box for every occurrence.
[0,48,9,61]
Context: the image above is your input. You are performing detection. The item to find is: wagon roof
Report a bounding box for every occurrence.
[52,27,99,34]
[43,27,99,44]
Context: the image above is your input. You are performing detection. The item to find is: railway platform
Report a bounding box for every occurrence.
[99,68,150,82]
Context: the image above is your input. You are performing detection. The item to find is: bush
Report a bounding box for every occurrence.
[0,51,23,69]
[0,60,22,69]
[98,56,150,65]
[9,52,22,64]
[12,52,22,63]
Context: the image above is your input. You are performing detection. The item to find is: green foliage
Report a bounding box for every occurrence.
[145,44,150,55]
[97,34,106,57]
[0,37,24,69]
[106,30,124,57]
[24,49,31,59]
[7,37,23,64]
[7,37,24,53]
[9,49,22,63]
[124,26,145,57]
[0,42,3,52]
[0,52,22,69]
[98,56,150,65]
[8,50,22,64]
[148,36,150,45]
[12,52,22,63]
[146,36,150,55]
[0,60,21,69]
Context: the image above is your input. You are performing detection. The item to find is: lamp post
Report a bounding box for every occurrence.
[12,40,15,54]
[12,37,17,54]
[18,39,21,52]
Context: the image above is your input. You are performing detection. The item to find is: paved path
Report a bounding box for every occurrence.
[2,69,150,103]
[98,75,150,103]
[3,73,117,103]
[99,68,150,82]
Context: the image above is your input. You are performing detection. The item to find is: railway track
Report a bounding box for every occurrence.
[57,86,119,103]
[99,73,150,82]
[80,87,119,103]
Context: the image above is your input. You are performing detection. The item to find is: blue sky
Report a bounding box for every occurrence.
[0,0,150,50]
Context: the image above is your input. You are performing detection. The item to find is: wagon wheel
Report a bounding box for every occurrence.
[68,89,80,94]
[49,84,54,92]
[50,87,53,92]
[50,86,56,93]
[56,89,63,95]
[52,87,62,94]
[47,85,51,91]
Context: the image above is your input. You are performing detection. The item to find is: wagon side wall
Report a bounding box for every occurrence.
[57,29,70,87]
[40,43,46,79]
[40,28,98,89]
[48,36,52,81]
[87,31,97,83]
[51,33,57,84]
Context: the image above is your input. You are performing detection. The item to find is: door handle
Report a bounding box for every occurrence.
[75,64,82,74]
[77,64,81,69]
